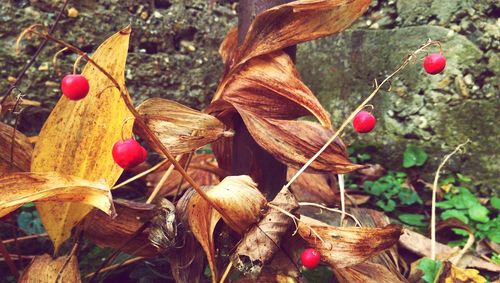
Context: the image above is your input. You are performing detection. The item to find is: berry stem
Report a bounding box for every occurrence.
[26,30,239,229]
[284,39,442,191]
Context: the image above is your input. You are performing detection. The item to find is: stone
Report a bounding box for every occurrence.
[297,26,498,190]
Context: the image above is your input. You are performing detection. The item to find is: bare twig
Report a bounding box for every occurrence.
[431,139,470,260]
[284,39,442,190]
[84,257,145,279]
[2,233,48,245]
[0,238,18,279]
[1,0,69,104]
[146,155,182,204]
[112,159,168,189]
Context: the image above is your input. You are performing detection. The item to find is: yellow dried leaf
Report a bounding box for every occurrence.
[31,26,133,250]
[298,216,402,268]
[0,172,113,219]
[445,266,487,283]
[188,175,266,282]
[0,122,32,176]
[19,254,81,283]
[136,98,230,156]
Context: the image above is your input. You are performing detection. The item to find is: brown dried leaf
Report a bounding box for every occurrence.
[333,261,407,283]
[287,167,337,205]
[219,0,371,74]
[188,176,266,282]
[0,122,32,176]
[233,186,299,277]
[136,98,230,156]
[298,215,402,268]
[19,254,81,283]
[84,199,158,257]
[237,110,363,173]
[221,51,331,126]
[32,26,133,250]
[0,172,114,218]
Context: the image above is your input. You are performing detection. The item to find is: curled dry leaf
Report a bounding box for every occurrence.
[0,172,114,218]
[31,26,133,250]
[333,261,407,283]
[19,254,81,283]
[136,98,231,156]
[287,167,337,205]
[188,175,266,282]
[0,122,32,176]
[232,186,299,277]
[84,199,158,257]
[298,215,402,268]
[215,0,372,91]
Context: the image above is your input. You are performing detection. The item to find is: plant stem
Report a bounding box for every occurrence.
[284,40,441,190]
[112,159,168,189]
[84,257,145,279]
[2,233,48,245]
[431,140,470,260]
[146,155,182,204]
[0,238,18,279]
[0,0,69,105]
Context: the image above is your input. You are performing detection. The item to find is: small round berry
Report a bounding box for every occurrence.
[61,74,90,100]
[353,111,376,133]
[301,248,321,269]
[112,139,147,169]
[423,53,446,75]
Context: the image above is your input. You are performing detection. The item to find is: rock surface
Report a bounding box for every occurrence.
[0,0,498,189]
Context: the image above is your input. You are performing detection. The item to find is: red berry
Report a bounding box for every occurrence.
[61,74,90,100]
[112,139,147,169]
[423,53,446,75]
[353,111,376,133]
[301,248,321,269]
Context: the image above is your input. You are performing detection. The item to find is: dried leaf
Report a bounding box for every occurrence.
[220,52,331,126]
[31,26,133,250]
[298,216,402,268]
[188,176,266,282]
[237,110,362,173]
[287,167,337,205]
[84,199,158,257]
[217,0,371,80]
[136,98,230,156]
[233,186,299,277]
[19,254,81,283]
[445,266,487,283]
[0,122,32,176]
[333,261,407,283]
[0,172,114,218]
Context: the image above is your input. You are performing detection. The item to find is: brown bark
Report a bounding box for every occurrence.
[234,0,295,199]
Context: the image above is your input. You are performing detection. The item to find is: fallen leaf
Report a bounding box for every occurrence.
[333,261,407,283]
[31,26,133,250]
[0,122,32,176]
[84,199,157,257]
[445,265,487,283]
[0,172,114,218]
[298,216,402,268]
[136,98,231,156]
[188,175,266,282]
[19,254,81,283]
[232,186,299,277]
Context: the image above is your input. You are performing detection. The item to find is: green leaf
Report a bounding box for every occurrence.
[403,145,428,168]
[485,228,500,243]
[357,153,371,161]
[491,197,500,210]
[398,189,423,205]
[16,211,45,235]
[376,199,396,212]
[418,258,442,283]
[457,173,472,183]
[440,175,456,186]
[451,228,469,237]
[399,213,426,226]
[492,253,500,265]
[468,204,490,223]
[441,209,469,224]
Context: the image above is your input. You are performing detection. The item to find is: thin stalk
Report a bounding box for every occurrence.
[112,159,168,189]
[146,155,182,204]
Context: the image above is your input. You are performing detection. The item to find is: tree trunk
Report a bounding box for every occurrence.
[233,0,295,199]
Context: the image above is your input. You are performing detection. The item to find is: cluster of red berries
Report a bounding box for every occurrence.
[60,74,147,169]
[352,53,446,134]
